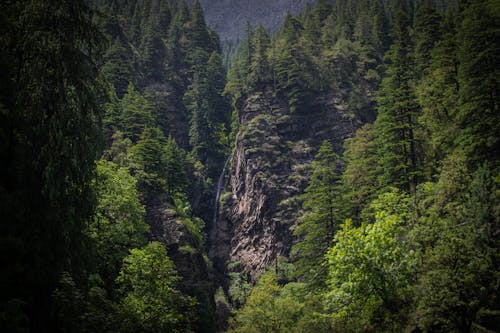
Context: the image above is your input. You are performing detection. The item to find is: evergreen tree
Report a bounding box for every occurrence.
[292,141,341,287]
[373,6,421,195]
[101,38,135,97]
[341,124,377,224]
[189,0,210,51]
[455,0,500,165]
[128,127,167,200]
[413,1,442,76]
[140,20,167,83]
[0,0,104,329]
[249,24,272,86]
[275,13,310,112]
[164,136,189,196]
[120,84,155,142]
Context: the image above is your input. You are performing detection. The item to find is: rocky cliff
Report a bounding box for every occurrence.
[210,86,359,280]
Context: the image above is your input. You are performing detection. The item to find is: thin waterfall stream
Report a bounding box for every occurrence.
[213,156,231,226]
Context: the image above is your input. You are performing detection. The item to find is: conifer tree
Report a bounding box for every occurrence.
[206,52,231,126]
[164,136,189,197]
[292,141,341,287]
[413,1,442,76]
[341,124,377,224]
[0,0,104,329]
[275,13,310,112]
[101,38,135,97]
[373,5,421,194]
[456,0,500,165]
[120,84,155,142]
[249,24,272,86]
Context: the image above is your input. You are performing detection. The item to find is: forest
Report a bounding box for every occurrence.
[0,0,498,332]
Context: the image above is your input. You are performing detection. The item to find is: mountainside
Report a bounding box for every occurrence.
[210,86,357,279]
[1,0,499,332]
[195,0,314,41]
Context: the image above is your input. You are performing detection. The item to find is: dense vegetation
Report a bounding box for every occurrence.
[1,0,229,331]
[0,0,498,332]
[226,0,500,332]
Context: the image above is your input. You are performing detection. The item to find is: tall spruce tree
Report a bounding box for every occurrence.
[292,141,342,287]
[373,5,421,195]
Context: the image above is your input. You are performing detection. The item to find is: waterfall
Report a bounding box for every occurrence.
[213,156,231,226]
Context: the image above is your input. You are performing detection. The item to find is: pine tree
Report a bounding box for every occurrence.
[128,127,167,200]
[292,141,341,287]
[275,13,311,112]
[373,5,421,195]
[101,38,135,97]
[413,1,442,76]
[455,0,500,165]
[249,24,272,86]
[189,0,210,50]
[185,72,211,162]
[341,124,377,225]
[206,51,231,126]
[164,136,189,196]
[120,84,155,142]
[0,0,104,329]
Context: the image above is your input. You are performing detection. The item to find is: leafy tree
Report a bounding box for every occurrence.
[325,190,416,332]
[87,160,149,286]
[229,273,305,333]
[117,242,196,332]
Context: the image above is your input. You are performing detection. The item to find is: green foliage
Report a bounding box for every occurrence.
[325,190,416,332]
[117,242,197,332]
[410,162,500,332]
[249,24,272,85]
[455,0,500,164]
[0,0,104,329]
[120,84,155,142]
[341,124,377,224]
[229,273,303,333]
[87,160,149,285]
[373,7,421,194]
[101,38,135,97]
[292,141,342,287]
[128,127,167,198]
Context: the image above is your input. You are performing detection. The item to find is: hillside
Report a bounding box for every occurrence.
[195,0,314,41]
[1,0,499,332]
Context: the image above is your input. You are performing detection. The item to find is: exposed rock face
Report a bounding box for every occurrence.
[192,0,315,41]
[210,86,357,280]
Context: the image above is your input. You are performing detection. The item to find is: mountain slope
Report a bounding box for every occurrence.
[195,0,314,41]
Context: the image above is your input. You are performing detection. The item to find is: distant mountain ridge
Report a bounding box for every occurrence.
[191,0,315,41]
